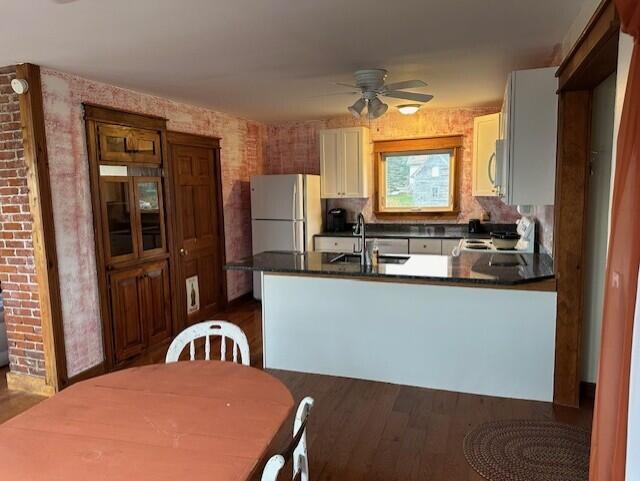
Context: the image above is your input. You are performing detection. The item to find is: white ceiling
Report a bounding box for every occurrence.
[3,0,585,122]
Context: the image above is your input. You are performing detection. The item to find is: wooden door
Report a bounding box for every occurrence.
[109,266,146,362]
[141,260,172,346]
[169,133,226,327]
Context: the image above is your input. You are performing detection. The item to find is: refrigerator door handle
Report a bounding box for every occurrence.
[292,182,297,220]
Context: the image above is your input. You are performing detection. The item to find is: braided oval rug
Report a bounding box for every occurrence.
[463,420,591,481]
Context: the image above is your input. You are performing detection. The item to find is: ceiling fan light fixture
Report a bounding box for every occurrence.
[397,104,421,115]
[368,97,388,119]
[348,97,366,118]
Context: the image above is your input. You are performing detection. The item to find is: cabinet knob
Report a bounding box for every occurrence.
[180,248,188,256]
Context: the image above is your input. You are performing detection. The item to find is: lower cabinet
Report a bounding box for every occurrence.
[314,236,360,253]
[368,238,408,254]
[408,238,462,255]
[109,259,172,364]
[441,239,461,255]
[408,239,442,255]
[316,236,460,255]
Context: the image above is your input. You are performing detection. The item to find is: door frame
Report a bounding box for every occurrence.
[552,0,619,406]
[167,131,227,332]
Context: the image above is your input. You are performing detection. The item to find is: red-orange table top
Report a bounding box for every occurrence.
[0,361,294,481]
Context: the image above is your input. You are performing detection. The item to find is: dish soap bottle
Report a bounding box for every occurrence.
[371,239,380,267]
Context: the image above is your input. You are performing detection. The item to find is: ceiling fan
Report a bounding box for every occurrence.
[335,69,434,120]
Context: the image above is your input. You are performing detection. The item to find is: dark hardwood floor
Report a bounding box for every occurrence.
[1,297,593,481]
[0,366,46,424]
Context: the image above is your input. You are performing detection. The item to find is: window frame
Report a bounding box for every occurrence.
[373,136,463,217]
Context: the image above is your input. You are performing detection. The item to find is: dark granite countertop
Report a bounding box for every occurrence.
[225,251,555,287]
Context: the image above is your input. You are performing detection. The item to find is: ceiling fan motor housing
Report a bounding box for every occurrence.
[354,69,388,91]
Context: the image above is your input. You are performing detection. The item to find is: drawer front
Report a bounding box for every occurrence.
[409,238,442,255]
[441,239,462,255]
[314,236,359,253]
[369,238,409,255]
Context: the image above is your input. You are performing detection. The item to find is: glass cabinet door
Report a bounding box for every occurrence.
[100,177,137,264]
[134,177,166,258]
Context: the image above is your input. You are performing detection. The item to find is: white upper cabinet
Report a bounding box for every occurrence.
[319,127,370,198]
[472,113,501,197]
[496,67,558,206]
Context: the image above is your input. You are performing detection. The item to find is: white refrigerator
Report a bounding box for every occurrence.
[250,174,322,299]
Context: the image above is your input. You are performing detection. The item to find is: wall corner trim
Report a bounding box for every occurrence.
[6,371,55,397]
[16,63,68,391]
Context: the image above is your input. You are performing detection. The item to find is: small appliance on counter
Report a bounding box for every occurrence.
[455,216,536,254]
[326,208,347,232]
[468,219,481,234]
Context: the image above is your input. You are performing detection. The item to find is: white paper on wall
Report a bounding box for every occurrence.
[186,276,200,314]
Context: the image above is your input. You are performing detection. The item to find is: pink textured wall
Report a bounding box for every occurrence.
[266,108,521,224]
[40,68,266,376]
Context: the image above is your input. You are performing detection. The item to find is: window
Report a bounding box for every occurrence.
[375,136,462,214]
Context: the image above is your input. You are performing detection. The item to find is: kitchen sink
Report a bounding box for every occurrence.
[328,253,410,265]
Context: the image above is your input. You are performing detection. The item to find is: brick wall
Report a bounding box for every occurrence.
[0,66,45,378]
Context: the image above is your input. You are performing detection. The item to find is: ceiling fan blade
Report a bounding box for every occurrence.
[382,91,434,102]
[335,82,360,89]
[383,79,427,90]
[310,91,360,98]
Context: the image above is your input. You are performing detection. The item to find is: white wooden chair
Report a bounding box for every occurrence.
[261,396,315,481]
[165,321,250,365]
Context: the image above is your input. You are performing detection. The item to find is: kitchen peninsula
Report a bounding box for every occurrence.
[226,251,556,401]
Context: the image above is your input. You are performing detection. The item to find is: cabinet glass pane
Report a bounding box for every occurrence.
[104,182,134,257]
[138,181,163,251]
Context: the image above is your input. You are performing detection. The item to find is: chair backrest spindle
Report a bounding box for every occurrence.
[205,334,211,361]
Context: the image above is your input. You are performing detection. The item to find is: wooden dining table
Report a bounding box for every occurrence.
[0,361,294,481]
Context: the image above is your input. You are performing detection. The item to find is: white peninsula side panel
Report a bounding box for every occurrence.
[262,273,556,401]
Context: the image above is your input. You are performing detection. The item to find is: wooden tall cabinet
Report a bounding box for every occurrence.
[85,105,177,369]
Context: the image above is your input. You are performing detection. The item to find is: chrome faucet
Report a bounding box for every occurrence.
[353,213,371,267]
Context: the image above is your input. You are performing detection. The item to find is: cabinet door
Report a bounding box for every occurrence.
[472,113,501,196]
[319,130,341,198]
[441,239,461,255]
[369,238,409,254]
[342,128,364,197]
[134,177,166,259]
[100,176,138,265]
[409,238,442,254]
[314,236,359,253]
[110,267,146,363]
[131,129,162,164]
[98,125,137,163]
[98,124,162,165]
[507,67,558,205]
[141,260,172,347]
